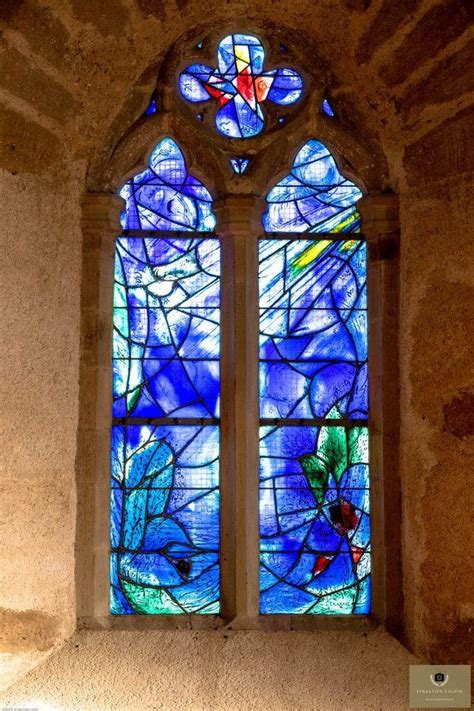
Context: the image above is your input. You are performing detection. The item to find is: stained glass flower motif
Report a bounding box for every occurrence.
[259,424,370,614]
[263,140,363,232]
[111,424,220,614]
[119,137,216,231]
[179,34,303,139]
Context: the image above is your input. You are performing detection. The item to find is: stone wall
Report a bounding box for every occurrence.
[399,178,474,663]
[1,0,473,690]
[0,167,83,672]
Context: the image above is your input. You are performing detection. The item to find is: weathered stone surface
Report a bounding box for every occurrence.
[69,0,129,37]
[399,179,474,665]
[0,0,70,69]
[342,0,371,11]
[403,107,474,186]
[400,38,474,119]
[426,620,474,665]
[135,0,167,17]
[176,0,191,12]
[356,0,421,64]
[0,629,419,708]
[0,168,82,691]
[0,47,80,123]
[0,609,61,653]
[0,105,62,174]
[380,0,472,86]
[443,388,474,438]
[0,0,27,23]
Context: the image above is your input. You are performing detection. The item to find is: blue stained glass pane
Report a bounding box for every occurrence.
[144,95,157,116]
[216,96,264,139]
[322,98,335,117]
[113,237,220,418]
[263,139,362,232]
[259,239,367,420]
[230,157,250,174]
[259,425,370,615]
[119,137,216,231]
[110,424,220,615]
[265,68,303,105]
[179,64,215,102]
[259,232,369,614]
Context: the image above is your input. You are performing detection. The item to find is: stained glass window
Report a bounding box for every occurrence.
[113,237,220,419]
[263,140,362,233]
[259,424,369,614]
[259,140,369,615]
[111,41,372,618]
[111,139,220,615]
[119,137,215,231]
[179,34,303,139]
[111,424,220,614]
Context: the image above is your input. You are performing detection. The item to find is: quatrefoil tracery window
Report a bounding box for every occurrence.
[179,33,303,139]
[110,31,370,618]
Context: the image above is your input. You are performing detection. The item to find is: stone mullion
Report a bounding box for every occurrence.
[215,195,264,625]
[358,194,402,634]
[77,193,123,623]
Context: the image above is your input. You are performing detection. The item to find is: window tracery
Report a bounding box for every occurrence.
[109,30,371,619]
[179,33,303,139]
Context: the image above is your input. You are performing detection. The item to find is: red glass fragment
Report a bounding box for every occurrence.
[255,75,274,102]
[313,555,332,576]
[236,67,255,106]
[351,545,365,564]
[329,499,359,532]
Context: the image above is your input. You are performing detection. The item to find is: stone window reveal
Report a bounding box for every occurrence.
[78,29,402,629]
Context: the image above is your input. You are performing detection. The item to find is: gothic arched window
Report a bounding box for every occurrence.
[259,140,369,614]
[106,32,374,621]
[111,138,221,614]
